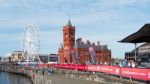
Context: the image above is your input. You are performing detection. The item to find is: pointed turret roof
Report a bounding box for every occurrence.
[66,19,72,27]
[59,43,63,50]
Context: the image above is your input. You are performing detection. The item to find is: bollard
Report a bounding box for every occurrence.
[129,76,132,82]
[47,80,52,84]
[42,70,44,75]
[36,70,37,73]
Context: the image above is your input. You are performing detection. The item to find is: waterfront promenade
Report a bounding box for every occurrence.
[0,63,146,84]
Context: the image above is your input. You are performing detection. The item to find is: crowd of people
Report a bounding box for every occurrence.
[119,60,135,68]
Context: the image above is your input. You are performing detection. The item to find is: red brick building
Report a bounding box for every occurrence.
[58,20,111,64]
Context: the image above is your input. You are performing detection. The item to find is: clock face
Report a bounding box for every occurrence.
[64,34,68,41]
[65,34,68,38]
[64,32,74,40]
[71,35,74,39]
[70,32,74,38]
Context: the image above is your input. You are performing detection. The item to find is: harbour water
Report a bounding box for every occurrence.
[0,72,32,84]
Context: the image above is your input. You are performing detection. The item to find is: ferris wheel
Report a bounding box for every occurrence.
[23,22,41,63]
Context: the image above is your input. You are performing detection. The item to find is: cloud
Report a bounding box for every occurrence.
[0,0,150,28]
[0,0,150,57]
[36,29,63,54]
[0,33,20,41]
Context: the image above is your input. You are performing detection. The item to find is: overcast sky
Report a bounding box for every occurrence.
[0,0,150,58]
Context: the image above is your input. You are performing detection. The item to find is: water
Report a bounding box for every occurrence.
[0,72,32,84]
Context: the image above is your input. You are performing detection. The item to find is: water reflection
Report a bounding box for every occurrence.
[0,72,32,84]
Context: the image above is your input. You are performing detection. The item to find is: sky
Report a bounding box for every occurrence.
[0,0,150,58]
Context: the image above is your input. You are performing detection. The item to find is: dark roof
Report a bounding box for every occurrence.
[13,51,24,52]
[75,38,109,51]
[66,19,72,27]
[119,24,150,43]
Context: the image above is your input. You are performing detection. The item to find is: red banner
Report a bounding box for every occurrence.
[36,64,150,81]
[87,65,150,81]
[87,65,120,75]
[120,68,150,81]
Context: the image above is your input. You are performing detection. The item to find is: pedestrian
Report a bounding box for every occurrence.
[128,61,131,68]
[131,61,135,68]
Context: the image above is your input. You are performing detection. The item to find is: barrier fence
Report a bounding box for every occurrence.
[20,63,150,81]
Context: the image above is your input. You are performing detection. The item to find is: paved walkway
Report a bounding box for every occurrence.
[46,75,118,84]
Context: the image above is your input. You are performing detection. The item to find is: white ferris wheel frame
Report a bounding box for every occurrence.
[23,22,41,63]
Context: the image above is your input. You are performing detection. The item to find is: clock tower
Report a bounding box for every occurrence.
[62,20,75,63]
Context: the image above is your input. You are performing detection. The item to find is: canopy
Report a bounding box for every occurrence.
[119,24,150,43]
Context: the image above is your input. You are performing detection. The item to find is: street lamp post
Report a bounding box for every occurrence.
[135,43,137,62]
[102,50,104,63]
